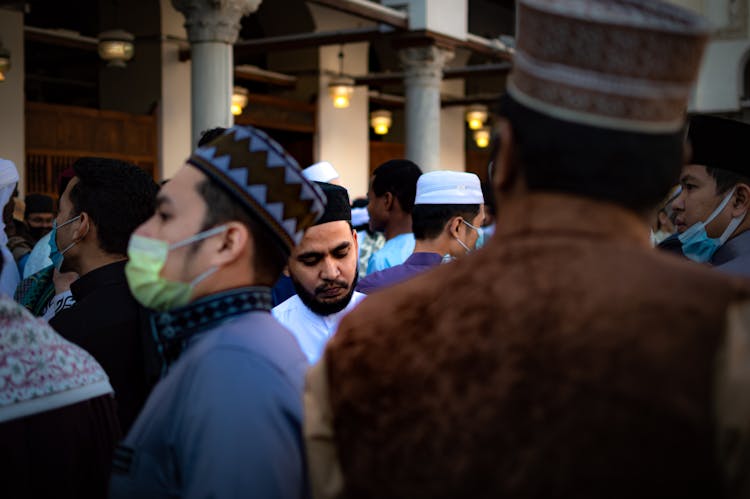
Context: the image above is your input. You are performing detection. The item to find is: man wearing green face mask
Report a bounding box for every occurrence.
[109,126,326,499]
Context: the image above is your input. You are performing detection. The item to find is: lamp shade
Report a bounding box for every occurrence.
[370,110,392,135]
[329,76,354,109]
[466,104,488,130]
[474,126,491,148]
[98,30,135,68]
[231,87,249,116]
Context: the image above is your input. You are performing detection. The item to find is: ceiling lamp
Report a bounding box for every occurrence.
[329,46,354,109]
[465,104,488,130]
[98,30,135,68]
[231,86,249,116]
[370,110,392,135]
[474,126,491,148]
[0,44,9,82]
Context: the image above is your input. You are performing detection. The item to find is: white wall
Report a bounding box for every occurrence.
[316,43,370,199]
[691,39,750,112]
[159,0,192,181]
[666,0,750,113]
[0,8,25,195]
[309,3,372,199]
[384,0,468,40]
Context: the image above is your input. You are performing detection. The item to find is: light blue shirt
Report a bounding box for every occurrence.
[366,233,416,274]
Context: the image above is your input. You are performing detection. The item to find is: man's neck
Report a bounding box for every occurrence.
[384,214,412,241]
[413,239,447,256]
[77,252,127,277]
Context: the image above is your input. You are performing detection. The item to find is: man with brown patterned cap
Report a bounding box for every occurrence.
[109,126,326,499]
[304,2,750,498]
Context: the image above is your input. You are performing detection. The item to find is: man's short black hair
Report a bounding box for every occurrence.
[69,158,158,255]
[412,204,480,240]
[497,95,684,214]
[707,167,750,195]
[197,178,287,286]
[371,159,422,214]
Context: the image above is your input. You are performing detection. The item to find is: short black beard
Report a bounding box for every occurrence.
[291,270,359,316]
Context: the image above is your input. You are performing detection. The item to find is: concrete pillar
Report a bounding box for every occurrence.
[440,78,466,172]
[400,45,453,172]
[0,8,24,195]
[172,0,262,147]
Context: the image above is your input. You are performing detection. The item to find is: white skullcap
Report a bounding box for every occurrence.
[351,207,369,227]
[415,171,484,205]
[303,161,339,183]
[0,159,19,187]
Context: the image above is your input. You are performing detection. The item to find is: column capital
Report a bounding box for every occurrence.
[399,45,454,86]
[172,0,262,44]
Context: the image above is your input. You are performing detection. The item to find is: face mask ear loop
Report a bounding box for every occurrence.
[190,266,219,287]
[57,215,83,256]
[704,188,737,227]
[454,234,471,254]
[719,211,747,245]
[168,225,228,251]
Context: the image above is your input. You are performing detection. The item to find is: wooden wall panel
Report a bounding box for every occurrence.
[25,102,157,198]
[369,141,405,176]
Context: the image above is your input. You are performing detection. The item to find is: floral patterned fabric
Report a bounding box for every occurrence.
[0,295,112,422]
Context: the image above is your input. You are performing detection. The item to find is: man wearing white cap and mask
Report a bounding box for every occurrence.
[0,159,21,296]
[357,171,484,294]
[302,2,750,497]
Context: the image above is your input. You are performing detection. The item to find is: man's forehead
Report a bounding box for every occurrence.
[296,222,352,252]
[160,164,207,200]
[681,164,712,182]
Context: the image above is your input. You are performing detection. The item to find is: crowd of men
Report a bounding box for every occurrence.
[3,0,750,497]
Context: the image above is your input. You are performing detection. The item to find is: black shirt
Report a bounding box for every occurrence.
[50,260,160,432]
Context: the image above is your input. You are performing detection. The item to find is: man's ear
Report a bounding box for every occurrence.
[446,216,462,237]
[74,212,91,242]
[732,184,750,216]
[383,192,394,212]
[213,221,249,266]
[351,227,359,251]
[493,118,519,193]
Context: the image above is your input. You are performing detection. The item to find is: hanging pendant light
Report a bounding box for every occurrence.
[474,126,491,148]
[0,44,10,82]
[465,104,488,130]
[231,87,249,116]
[328,46,354,109]
[370,110,392,135]
[98,30,135,68]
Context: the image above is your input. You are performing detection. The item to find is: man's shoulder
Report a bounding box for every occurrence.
[272,294,305,318]
[357,264,406,293]
[186,312,308,378]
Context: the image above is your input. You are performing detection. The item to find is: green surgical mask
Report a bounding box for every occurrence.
[125,225,228,312]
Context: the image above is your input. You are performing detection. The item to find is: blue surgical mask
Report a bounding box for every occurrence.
[678,188,746,263]
[455,219,484,254]
[50,215,81,270]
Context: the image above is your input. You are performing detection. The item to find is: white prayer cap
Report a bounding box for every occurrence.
[0,159,19,187]
[415,171,484,205]
[303,161,339,183]
[351,207,369,227]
